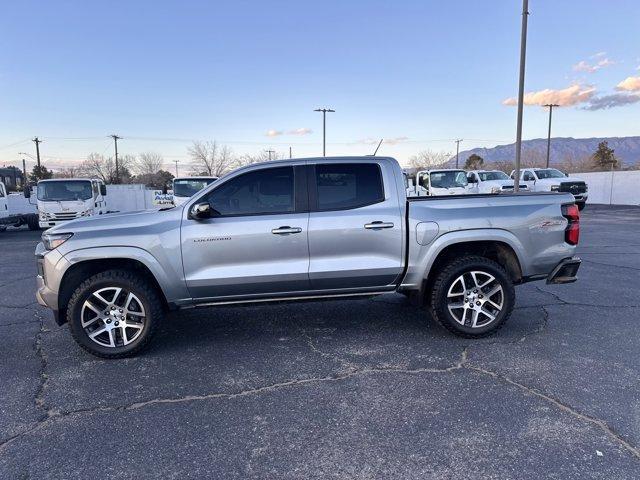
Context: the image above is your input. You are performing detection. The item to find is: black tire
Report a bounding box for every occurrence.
[67,270,164,358]
[577,202,586,211]
[429,255,515,338]
[26,214,40,231]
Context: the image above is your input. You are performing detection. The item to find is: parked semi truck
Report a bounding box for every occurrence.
[35,157,581,358]
[0,182,39,231]
[172,176,218,206]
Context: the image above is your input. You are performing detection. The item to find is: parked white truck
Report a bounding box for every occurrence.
[172,176,218,206]
[466,170,528,194]
[0,182,39,231]
[37,178,108,228]
[408,169,468,197]
[512,168,588,210]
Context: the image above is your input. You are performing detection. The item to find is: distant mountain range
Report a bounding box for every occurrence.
[451,136,640,167]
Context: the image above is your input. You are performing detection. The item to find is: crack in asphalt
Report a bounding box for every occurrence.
[0,275,35,289]
[464,363,640,460]
[534,286,640,308]
[0,347,469,452]
[581,258,640,271]
[0,301,38,310]
[33,309,50,417]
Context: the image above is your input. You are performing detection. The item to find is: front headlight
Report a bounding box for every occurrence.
[491,186,501,194]
[81,208,95,216]
[42,233,73,250]
[550,185,560,191]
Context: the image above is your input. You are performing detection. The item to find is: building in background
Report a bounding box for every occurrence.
[0,166,24,190]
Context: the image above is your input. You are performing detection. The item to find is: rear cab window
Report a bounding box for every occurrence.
[314,163,384,211]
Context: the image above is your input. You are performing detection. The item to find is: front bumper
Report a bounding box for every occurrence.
[546,257,581,284]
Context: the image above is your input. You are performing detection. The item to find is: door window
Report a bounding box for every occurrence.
[314,163,384,211]
[523,172,536,181]
[202,166,294,216]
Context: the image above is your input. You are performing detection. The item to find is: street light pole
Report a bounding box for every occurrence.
[455,139,463,168]
[544,103,559,168]
[513,0,529,193]
[314,108,335,156]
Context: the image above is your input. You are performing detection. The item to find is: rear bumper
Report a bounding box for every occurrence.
[546,257,581,284]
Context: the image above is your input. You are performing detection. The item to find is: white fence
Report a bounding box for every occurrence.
[577,171,640,206]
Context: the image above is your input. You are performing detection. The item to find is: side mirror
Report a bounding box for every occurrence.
[190,202,214,220]
[24,187,31,199]
[100,184,107,196]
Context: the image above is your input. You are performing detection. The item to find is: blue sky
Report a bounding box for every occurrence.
[1,0,639,170]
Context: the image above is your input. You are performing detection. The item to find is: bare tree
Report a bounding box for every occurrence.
[234,149,284,169]
[54,166,86,178]
[82,153,134,183]
[134,152,164,176]
[407,150,451,170]
[187,141,237,176]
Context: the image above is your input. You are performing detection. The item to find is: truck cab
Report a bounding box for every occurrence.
[172,176,218,206]
[410,169,468,196]
[466,170,528,194]
[512,168,588,210]
[37,178,107,228]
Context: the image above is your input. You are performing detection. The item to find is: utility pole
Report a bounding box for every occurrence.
[265,149,275,161]
[544,103,559,168]
[110,134,121,184]
[314,108,335,156]
[32,137,42,169]
[455,139,463,168]
[22,158,27,188]
[513,0,529,192]
[289,146,292,159]
[173,160,179,177]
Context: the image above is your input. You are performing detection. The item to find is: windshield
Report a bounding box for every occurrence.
[478,171,509,181]
[37,180,93,201]
[535,169,565,179]
[430,171,468,188]
[173,178,217,197]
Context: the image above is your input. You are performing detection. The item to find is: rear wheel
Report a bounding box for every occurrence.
[67,270,164,358]
[429,256,515,338]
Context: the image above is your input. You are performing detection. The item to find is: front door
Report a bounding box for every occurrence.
[181,165,310,300]
[307,161,403,291]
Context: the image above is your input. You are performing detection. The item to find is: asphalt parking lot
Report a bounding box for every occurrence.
[1,205,639,479]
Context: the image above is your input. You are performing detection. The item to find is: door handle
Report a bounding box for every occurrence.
[364,221,394,230]
[272,226,302,235]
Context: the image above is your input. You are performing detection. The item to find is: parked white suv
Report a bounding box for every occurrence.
[512,168,588,210]
[466,170,528,194]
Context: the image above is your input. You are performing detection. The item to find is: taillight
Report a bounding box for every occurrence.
[562,204,580,245]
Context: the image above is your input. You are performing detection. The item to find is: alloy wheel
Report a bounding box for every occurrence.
[446,270,504,328]
[80,287,146,348]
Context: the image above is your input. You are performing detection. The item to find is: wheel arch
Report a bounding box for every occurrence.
[420,236,523,305]
[57,257,171,325]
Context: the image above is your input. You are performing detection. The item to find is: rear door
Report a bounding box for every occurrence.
[181,164,310,300]
[307,160,403,291]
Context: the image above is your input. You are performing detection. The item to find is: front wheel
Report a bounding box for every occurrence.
[577,202,586,211]
[429,256,515,338]
[67,270,164,358]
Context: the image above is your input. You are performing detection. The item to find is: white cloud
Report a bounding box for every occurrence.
[287,127,313,136]
[616,76,640,92]
[265,129,283,137]
[583,93,640,111]
[502,84,596,107]
[573,55,615,73]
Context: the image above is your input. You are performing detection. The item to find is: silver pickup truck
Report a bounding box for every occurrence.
[35,156,581,358]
